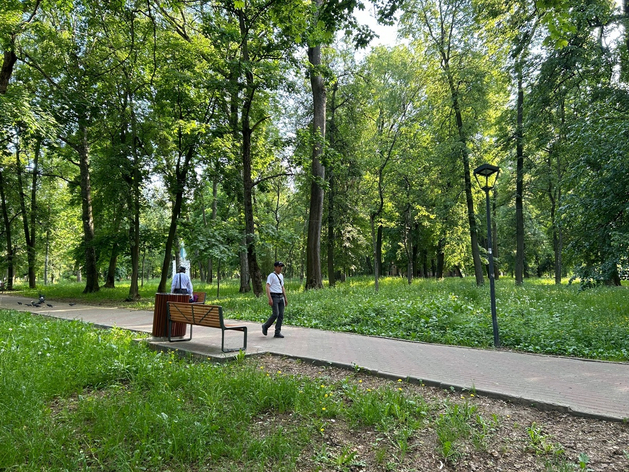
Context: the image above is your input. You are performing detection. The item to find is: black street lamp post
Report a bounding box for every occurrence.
[473,163,500,347]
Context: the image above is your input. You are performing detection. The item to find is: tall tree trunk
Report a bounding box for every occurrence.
[16,138,38,288]
[127,168,141,299]
[412,226,419,277]
[0,169,14,290]
[239,240,250,292]
[370,215,380,292]
[78,123,99,293]
[44,230,50,285]
[141,246,146,288]
[227,64,249,293]
[0,44,17,290]
[157,142,195,293]
[127,98,141,300]
[305,37,326,290]
[623,0,629,78]
[327,84,339,288]
[436,237,445,279]
[104,243,119,288]
[209,179,217,283]
[28,139,40,286]
[421,248,427,278]
[458,111,484,285]
[370,151,389,291]
[238,11,263,296]
[0,49,17,94]
[105,216,123,289]
[492,187,500,280]
[242,125,263,296]
[406,214,413,285]
[549,148,563,285]
[443,66,484,285]
[515,70,525,285]
[553,99,566,284]
[327,169,335,286]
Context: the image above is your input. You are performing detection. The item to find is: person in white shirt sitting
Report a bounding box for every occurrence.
[171,266,193,295]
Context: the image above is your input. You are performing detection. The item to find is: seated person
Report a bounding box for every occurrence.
[171,266,193,295]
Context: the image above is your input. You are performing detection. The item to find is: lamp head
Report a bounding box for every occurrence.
[473,163,500,191]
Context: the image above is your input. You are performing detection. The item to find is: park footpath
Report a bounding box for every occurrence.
[2,294,628,423]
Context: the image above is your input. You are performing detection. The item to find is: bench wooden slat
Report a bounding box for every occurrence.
[166,301,247,352]
[192,291,206,303]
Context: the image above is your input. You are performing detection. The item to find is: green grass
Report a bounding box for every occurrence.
[0,311,486,470]
[0,310,625,470]
[10,275,629,361]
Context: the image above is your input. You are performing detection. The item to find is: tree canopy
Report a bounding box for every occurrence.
[1,0,627,291]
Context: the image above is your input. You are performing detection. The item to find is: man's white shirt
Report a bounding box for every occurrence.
[266,272,284,293]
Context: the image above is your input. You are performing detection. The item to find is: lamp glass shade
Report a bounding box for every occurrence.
[473,163,500,190]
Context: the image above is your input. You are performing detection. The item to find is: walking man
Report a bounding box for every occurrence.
[262,261,288,338]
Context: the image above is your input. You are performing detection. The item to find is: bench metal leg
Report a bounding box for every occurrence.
[221,327,247,352]
[168,321,192,342]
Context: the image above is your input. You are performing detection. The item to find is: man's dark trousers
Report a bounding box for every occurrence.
[264,293,284,335]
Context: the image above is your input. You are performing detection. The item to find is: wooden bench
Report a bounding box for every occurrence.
[192,291,206,303]
[166,302,247,352]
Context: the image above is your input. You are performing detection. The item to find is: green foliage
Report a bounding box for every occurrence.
[3,0,629,361]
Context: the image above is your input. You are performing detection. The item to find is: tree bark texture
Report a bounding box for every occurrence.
[239,10,263,297]
[436,238,445,279]
[492,187,499,280]
[305,39,326,290]
[157,142,194,293]
[453,92,484,286]
[16,140,38,289]
[440,57,484,285]
[0,169,14,289]
[327,83,338,288]
[127,99,141,301]
[78,123,100,293]
[515,71,525,285]
[104,243,119,288]
[0,50,17,95]
[370,215,379,292]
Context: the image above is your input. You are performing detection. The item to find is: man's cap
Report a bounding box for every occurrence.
[274,261,285,267]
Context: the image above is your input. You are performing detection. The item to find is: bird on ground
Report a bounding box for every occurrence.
[25,303,32,306]
[32,304,41,308]
[69,303,76,306]
[46,303,53,307]
[17,302,22,305]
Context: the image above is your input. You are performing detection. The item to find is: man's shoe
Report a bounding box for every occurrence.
[274,333,284,338]
[262,325,268,336]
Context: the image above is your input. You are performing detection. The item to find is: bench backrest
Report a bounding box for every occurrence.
[167,302,223,329]
[192,291,206,303]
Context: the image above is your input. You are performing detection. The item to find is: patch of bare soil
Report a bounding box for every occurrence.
[254,355,629,472]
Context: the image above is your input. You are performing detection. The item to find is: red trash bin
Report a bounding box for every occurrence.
[152,293,190,337]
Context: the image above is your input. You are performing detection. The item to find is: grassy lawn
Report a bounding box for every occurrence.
[0,312,475,470]
[2,311,627,471]
[9,276,629,361]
